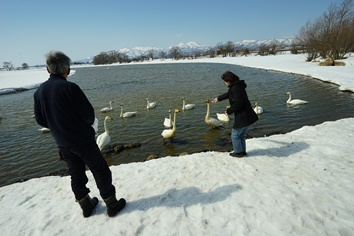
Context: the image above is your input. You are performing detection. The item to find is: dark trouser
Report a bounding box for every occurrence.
[58,142,116,200]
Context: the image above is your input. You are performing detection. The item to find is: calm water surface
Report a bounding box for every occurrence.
[1,63,354,186]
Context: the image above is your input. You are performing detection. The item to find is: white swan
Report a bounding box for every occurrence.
[205,99,223,128]
[286,92,308,105]
[100,101,114,113]
[163,110,173,128]
[182,97,195,110]
[216,105,230,123]
[161,109,179,140]
[96,116,113,151]
[38,127,50,133]
[216,113,229,123]
[120,104,137,118]
[217,113,230,123]
[253,102,264,114]
[146,98,156,109]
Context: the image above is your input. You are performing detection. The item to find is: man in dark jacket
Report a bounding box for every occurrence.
[212,71,258,157]
[34,50,125,217]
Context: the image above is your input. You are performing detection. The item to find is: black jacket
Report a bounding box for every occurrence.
[217,80,258,129]
[34,74,96,147]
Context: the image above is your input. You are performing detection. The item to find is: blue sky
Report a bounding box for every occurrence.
[1,0,337,66]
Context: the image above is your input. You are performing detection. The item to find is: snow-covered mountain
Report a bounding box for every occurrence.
[75,38,293,63]
[235,38,293,50]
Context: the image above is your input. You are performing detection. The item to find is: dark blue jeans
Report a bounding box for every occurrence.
[231,126,249,153]
[59,142,116,200]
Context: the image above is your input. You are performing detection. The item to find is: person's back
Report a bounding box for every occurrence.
[34,74,95,146]
[34,50,126,218]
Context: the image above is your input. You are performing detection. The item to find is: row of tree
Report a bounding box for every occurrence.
[92,40,291,65]
[2,62,29,71]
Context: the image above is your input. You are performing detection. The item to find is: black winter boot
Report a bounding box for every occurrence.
[103,196,126,217]
[77,195,99,218]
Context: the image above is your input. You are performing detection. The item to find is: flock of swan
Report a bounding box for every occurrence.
[38,92,308,151]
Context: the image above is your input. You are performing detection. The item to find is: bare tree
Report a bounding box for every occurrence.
[170,46,181,60]
[258,44,270,56]
[2,62,14,71]
[320,0,353,59]
[159,50,167,60]
[147,49,155,61]
[216,42,226,57]
[224,41,235,56]
[242,48,250,56]
[297,0,354,61]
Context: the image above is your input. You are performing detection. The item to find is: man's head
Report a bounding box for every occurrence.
[46,50,71,77]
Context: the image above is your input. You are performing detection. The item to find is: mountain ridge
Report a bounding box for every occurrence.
[76,38,293,63]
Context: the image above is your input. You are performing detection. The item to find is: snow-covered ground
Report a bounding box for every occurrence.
[1,53,353,235]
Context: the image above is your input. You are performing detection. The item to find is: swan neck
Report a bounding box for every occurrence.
[287,93,292,102]
[205,102,210,120]
[172,111,177,131]
[104,117,110,134]
[120,106,123,118]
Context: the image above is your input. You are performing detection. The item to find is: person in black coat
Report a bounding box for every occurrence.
[34,51,125,217]
[212,71,258,157]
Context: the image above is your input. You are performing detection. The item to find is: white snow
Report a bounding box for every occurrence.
[1,53,354,235]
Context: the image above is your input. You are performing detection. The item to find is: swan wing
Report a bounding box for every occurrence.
[161,129,174,139]
[185,104,195,110]
[206,117,223,128]
[254,107,264,114]
[100,107,112,112]
[164,118,173,128]
[39,127,51,133]
[96,132,110,150]
[288,99,308,105]
[150,102,156,108]
[123,112,137,118]
[216,113,229,122]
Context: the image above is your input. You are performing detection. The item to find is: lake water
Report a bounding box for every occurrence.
[1,62,354,187]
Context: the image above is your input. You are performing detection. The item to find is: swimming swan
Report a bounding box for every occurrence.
[100,101,114,113]
[253,102,264,114]
[120,104,137,118]
[96,116,113,151]
[182,97,195,110]
[161,109,179,140]
[163,110,173,128]
[286,92,308,105]
[205,99,223,128]
[146,98,156,109]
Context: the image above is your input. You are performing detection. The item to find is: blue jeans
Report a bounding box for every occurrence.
[231,126,249,153]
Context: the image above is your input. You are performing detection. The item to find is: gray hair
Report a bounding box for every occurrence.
[45,50,71,75]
